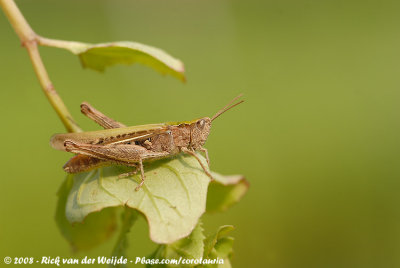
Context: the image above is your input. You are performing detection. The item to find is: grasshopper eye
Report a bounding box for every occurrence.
[197,119,205,129]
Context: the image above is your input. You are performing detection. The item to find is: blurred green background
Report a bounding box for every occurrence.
[1,0,400,267]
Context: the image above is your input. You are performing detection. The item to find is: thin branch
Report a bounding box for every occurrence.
[0,0,81,133]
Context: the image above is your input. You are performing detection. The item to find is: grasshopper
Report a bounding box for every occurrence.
[50,95,244,190]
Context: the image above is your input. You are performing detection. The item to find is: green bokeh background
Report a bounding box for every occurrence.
[1,0,400,267]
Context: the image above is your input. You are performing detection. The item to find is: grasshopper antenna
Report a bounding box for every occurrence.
[211,94,244,121]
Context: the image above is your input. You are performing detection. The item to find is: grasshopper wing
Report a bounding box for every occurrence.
[50,123,168,151]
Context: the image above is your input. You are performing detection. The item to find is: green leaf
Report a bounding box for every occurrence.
[213,237,234,259]
[202,226,234,260]
[206,173,249,213]
[65,154,210,244]
[200,226,235,268]
[110,208,139,268]
[147,221,205,267]
[55,175,117,251]
[166,221,204,260]
[46,40,185,81]
[205,238,234,268]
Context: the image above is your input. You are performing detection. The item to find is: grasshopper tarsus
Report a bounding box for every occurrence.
[119,169,146,191]
[117,159,146,191]
[118,169,138,179]
[135,180,145,191]
[136,158,146,191]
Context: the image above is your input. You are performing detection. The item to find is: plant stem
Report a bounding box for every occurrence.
[0,0,81,133]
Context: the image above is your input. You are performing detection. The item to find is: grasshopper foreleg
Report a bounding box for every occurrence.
[198,147,210,167]
[181,147,213,180]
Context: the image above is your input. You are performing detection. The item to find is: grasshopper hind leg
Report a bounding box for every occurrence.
[80,102,126,129]
[118,166,138,179]
[118,158,145,191]
[64,140,150,191]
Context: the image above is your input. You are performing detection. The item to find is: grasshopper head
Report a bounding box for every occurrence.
[190,117,212,149]
[190,94,244,149]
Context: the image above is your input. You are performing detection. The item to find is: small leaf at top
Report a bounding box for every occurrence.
[45,40,185,81]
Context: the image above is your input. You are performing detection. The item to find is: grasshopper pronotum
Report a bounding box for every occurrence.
[50,95,244,190]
